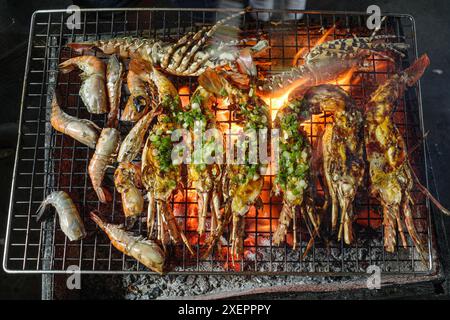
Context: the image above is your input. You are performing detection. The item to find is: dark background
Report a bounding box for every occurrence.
[0,0,449,299]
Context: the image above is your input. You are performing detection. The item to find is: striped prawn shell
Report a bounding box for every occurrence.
[258,35,409,96]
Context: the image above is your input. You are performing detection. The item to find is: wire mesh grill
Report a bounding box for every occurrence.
[3,8,437,275]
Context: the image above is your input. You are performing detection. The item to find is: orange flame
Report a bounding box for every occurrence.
[356,209,382,229]
[178,86,190,107]
[328,66,358,91]
[262,90,291,114]
[292,26,336,66]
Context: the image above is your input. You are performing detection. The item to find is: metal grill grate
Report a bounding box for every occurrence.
[3,8,438,275]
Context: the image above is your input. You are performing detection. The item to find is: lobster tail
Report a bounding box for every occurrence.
[35,198,50,222]
[95,187,112,204]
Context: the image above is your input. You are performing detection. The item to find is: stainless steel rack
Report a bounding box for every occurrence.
[3,8,437,276]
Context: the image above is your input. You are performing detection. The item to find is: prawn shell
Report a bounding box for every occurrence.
[90,212,165,273]
[121,187,144,218]
[37,191,86,241]
[257,36,410,98]
[79,74,108,114]
[114,162,144,218]
[365,55,431,261]
[58,120,99,149]
[121,58,153,122]
[118,110,157,163]
[50,95,100,149]
[106,55,124,128]
[121,96,150,122]
[89,128,121,203]
[66,12,267,79]
[59,56,108,114]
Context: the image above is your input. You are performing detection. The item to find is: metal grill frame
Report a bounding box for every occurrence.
[2,8,440,276]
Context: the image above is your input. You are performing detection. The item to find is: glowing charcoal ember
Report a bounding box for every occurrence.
[356,209,382,230]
